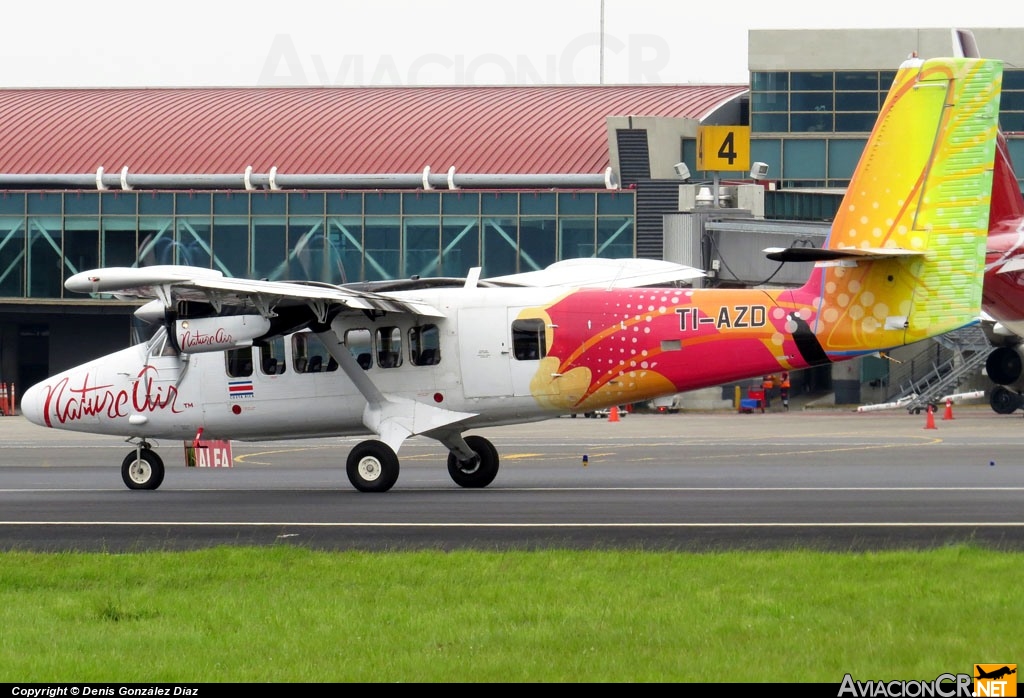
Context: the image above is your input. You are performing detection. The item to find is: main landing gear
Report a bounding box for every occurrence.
[989,385,1023,415]
[446,434,499,489]
[344,434,500,493]
[346,440,401,493]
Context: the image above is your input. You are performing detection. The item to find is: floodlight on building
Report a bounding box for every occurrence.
[750,162,769,180]
[673,162,691,180]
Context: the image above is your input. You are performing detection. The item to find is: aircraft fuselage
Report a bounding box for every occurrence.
[22,282,831,442]
[985,219,1024,336]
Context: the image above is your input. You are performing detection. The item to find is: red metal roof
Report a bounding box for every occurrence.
[0,85,746,176]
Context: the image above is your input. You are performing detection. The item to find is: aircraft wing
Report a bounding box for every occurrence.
[65,265,445,317]
[484,258,705,288]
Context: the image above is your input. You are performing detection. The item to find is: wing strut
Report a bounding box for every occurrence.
[312,327,477,454]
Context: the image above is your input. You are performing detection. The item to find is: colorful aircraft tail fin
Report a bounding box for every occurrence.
[782,56,1001,356]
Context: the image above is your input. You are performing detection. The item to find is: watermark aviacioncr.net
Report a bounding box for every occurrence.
[838,665,1017,698]
[257,32,672,86]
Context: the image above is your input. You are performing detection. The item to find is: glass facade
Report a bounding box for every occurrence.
[751,69,898,135]
[747,68,1024,190]
[0,190,635,300]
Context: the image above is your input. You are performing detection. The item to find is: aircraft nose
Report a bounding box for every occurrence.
[20,381,48,427]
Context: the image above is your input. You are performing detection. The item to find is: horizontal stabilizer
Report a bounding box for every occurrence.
[765,246,925,263]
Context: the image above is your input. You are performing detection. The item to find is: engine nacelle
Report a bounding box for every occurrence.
[174,315,271,353]
[985,344,1024,388]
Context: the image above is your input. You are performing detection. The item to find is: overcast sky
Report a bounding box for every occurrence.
[5,0,1018,88]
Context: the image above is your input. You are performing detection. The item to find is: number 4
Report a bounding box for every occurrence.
[717,131,737,166]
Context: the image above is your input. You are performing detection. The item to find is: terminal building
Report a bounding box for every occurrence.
[1,28,1022,408]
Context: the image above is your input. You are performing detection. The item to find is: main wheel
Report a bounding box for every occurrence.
[447,435,499,489]
[121,448,165,490]
[990,386,1022,415]
[346,440,400,492]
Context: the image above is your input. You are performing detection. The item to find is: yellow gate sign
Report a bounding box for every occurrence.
[697,125,750,172]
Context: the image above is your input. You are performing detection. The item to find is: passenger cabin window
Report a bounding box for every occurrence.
[257,336,287,375]
[345,328,373,370]
[292,334,308,373]
[512,318,546,360]
[292,332,337,373]
[375,326,403,368]
[409,324,440,366]
[226,347,254,378]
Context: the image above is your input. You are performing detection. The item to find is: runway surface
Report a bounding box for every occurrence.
[2,405,1023,552]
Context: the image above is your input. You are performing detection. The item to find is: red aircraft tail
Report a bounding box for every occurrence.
[953,29,1023,228]
[990,131,1024,227]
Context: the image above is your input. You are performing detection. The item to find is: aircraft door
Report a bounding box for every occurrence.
[457,307,512,398]
[508,311,554,398]
[140,329,187,410]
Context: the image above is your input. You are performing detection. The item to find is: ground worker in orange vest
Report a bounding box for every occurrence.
[780,371,791,410]
[761,374,775,409]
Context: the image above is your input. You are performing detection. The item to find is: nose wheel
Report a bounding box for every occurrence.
[121,448,165,490]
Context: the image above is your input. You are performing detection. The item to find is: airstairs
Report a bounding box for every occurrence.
[880,325,990,413]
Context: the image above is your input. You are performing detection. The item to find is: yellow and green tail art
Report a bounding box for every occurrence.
[809,56,1000,353]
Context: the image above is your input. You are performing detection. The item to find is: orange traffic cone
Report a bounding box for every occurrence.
[942,398,954,420]
[608,405,620,422]
[924,404,937,429]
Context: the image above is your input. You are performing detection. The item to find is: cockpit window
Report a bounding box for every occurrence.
[146,326,180,357]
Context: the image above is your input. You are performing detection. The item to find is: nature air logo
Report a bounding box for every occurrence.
[837,665,1016,697]
[975,665,1017,697]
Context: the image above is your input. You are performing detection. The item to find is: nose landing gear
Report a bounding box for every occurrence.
[121,445,165,490]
